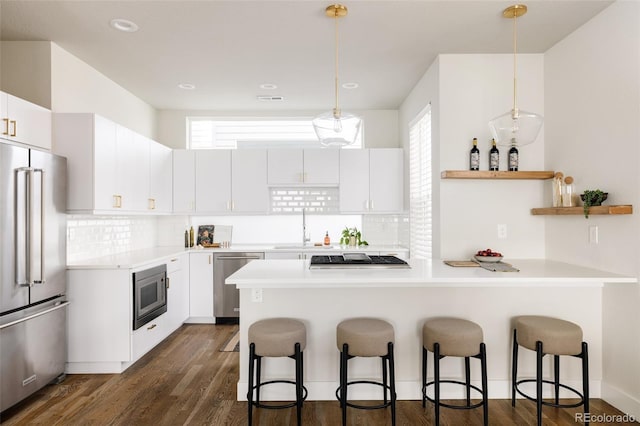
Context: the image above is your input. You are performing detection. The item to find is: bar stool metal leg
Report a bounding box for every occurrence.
[382,356,388,405]
[256,355,262,405]
[511,329,518,407]
[388,342,397,426]
[582,342,590,426]
[422,346,428,408]
[248,343,256,426]
[340,343,348,426]
[434,342,441,426]
[554,354,560,405]
[465,356,471,405]
[536,341,543,426]
[295,343,303,426]
[480,343,489,426]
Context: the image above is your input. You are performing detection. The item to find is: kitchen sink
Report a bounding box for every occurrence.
[273,245,334,250]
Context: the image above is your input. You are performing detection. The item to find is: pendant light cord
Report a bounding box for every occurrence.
[512,12,518,114]
[334,12,340,118]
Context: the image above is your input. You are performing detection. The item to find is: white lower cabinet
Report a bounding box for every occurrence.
[66,256,188,374]
[187,252,215,323]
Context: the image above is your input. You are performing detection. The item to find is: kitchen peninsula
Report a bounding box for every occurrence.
[226,258,636,402]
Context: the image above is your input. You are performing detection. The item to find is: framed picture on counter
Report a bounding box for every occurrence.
[197,225,215,246]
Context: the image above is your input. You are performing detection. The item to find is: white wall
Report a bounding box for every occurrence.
[50,43,157,139]
[0,41,52,109]
[544,0,640,418]
[157,109,399,149]
[399,54,546,260]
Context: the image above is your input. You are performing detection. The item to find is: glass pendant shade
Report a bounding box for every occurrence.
[312,110,361,147]
[312,4,362,147]
[488,108,543,147]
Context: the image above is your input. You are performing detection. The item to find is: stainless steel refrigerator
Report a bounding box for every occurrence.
[0,141,68,413]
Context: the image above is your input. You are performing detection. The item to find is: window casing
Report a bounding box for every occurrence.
[408,105,432,259]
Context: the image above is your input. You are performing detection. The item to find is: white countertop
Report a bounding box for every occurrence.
[225,258,637,288]
[66,244,409,269]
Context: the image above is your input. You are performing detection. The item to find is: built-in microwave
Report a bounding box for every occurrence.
[132,264,167,330]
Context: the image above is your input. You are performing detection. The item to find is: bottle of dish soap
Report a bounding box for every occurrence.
[324,231,330,246]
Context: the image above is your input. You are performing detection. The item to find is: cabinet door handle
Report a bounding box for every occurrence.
[370,200,374,210]
[166,277,170,289]
[2,118,8,135]
[147,323,157,330]
[10,120,16,137]
[208,255,212,264]
[113,195,122,208]
[148,198,155,210]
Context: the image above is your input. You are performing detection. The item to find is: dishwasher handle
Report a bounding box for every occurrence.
[215,256,262,260]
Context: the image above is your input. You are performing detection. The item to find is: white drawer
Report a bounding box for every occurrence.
[166,255,183,274]
[131,314,167,361]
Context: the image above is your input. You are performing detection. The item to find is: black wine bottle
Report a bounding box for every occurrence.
[469,138,480,171]
[508,139,519,171]
[489,139,499,171]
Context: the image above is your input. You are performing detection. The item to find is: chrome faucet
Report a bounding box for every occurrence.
[302,208,311,246]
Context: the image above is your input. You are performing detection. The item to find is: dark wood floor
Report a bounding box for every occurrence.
[1,324,636,425]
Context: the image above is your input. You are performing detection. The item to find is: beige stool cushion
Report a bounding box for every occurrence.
[423,318,483,357]
[248,318,306,357]
[514,315,583,355]
[337,318,394,357]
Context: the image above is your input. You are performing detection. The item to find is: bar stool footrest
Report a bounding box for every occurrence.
[514,379,584,408]
[248,379,308,410]
[335,380,396,410]
[423,380,486,410]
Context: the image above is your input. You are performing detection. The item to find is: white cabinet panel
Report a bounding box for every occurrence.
[339,149,370,212]
[0,91,52,150]
[303,149,339,185]
[149,140,173,213]
[173,149,196,213]
[268,149,303,184]
[188,252,214,320]
[131,314,167,361]
[339,148,403,213]
[232,149,268,213]
[369,149,403,212]
[167,254,189,331]
[195,150,232,213]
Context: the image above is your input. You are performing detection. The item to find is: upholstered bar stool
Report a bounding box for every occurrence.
[247,318,308,426]
[336,318,397,426]
[422,317,488,426]
[512,315,589,426]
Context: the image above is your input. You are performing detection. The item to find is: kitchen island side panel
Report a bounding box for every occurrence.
[237,286,603,401]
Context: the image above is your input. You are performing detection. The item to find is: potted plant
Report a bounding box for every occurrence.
[580,189,608,218]
[340,227,368,247]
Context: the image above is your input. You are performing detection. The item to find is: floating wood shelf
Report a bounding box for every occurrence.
[441,170,555,180]
[531,205,633,216]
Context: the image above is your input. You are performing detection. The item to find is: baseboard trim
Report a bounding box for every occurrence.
[602,382,640,420]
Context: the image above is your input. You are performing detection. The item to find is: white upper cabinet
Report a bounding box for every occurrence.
[232,149,268,213]
[148,140,173,213]
[172,150,196,214]
[267,148,339,185]
[193,149,268,214]
[0,91,52,150]
[54,113,170,214]
[339,148,403,213]
[195,150,232,213]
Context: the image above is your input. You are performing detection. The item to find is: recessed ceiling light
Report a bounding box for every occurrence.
[342,82,359,89]
[178,83,196,90]
[110,18,139,33]
[259,83,278,90]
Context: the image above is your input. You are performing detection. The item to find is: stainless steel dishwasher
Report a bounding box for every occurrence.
[213,252,264,324]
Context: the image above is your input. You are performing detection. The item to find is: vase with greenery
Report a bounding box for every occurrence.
[581,189,607,218]
[340,227,368,246]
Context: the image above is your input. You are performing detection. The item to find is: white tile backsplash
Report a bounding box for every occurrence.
[67,215,158,262]
[362,214,409,246]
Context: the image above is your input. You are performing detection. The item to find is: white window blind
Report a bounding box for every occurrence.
[188,118,362,149]
[409,105,432,259]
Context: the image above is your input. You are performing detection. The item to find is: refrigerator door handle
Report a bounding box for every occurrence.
[14,167,45,287]
[0,301,69,330]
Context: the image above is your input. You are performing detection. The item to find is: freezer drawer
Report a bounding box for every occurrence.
[0,300,68,412]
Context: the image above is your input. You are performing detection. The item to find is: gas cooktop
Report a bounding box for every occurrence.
[309,254,410,269]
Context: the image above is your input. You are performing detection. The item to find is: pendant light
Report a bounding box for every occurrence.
[488,4,543,147]
[312,4,362,147]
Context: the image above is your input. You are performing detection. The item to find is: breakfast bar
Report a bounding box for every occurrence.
[226,259,636,402]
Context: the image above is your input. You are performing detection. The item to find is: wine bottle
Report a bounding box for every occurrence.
[489,139,499,171]
[508,139,519,171]
[469,138,480,171]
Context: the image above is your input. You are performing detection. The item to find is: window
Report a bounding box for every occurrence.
[409,105,432,259]
[188,118,363,149]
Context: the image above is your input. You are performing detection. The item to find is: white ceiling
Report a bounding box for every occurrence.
[0,0,613,111]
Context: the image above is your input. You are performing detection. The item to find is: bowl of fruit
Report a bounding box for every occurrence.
[474,249,503,263]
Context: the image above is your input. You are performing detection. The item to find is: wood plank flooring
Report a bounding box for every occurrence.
[1,324,636,425]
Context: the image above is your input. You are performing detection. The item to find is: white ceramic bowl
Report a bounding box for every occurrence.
[474,255,503,263]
